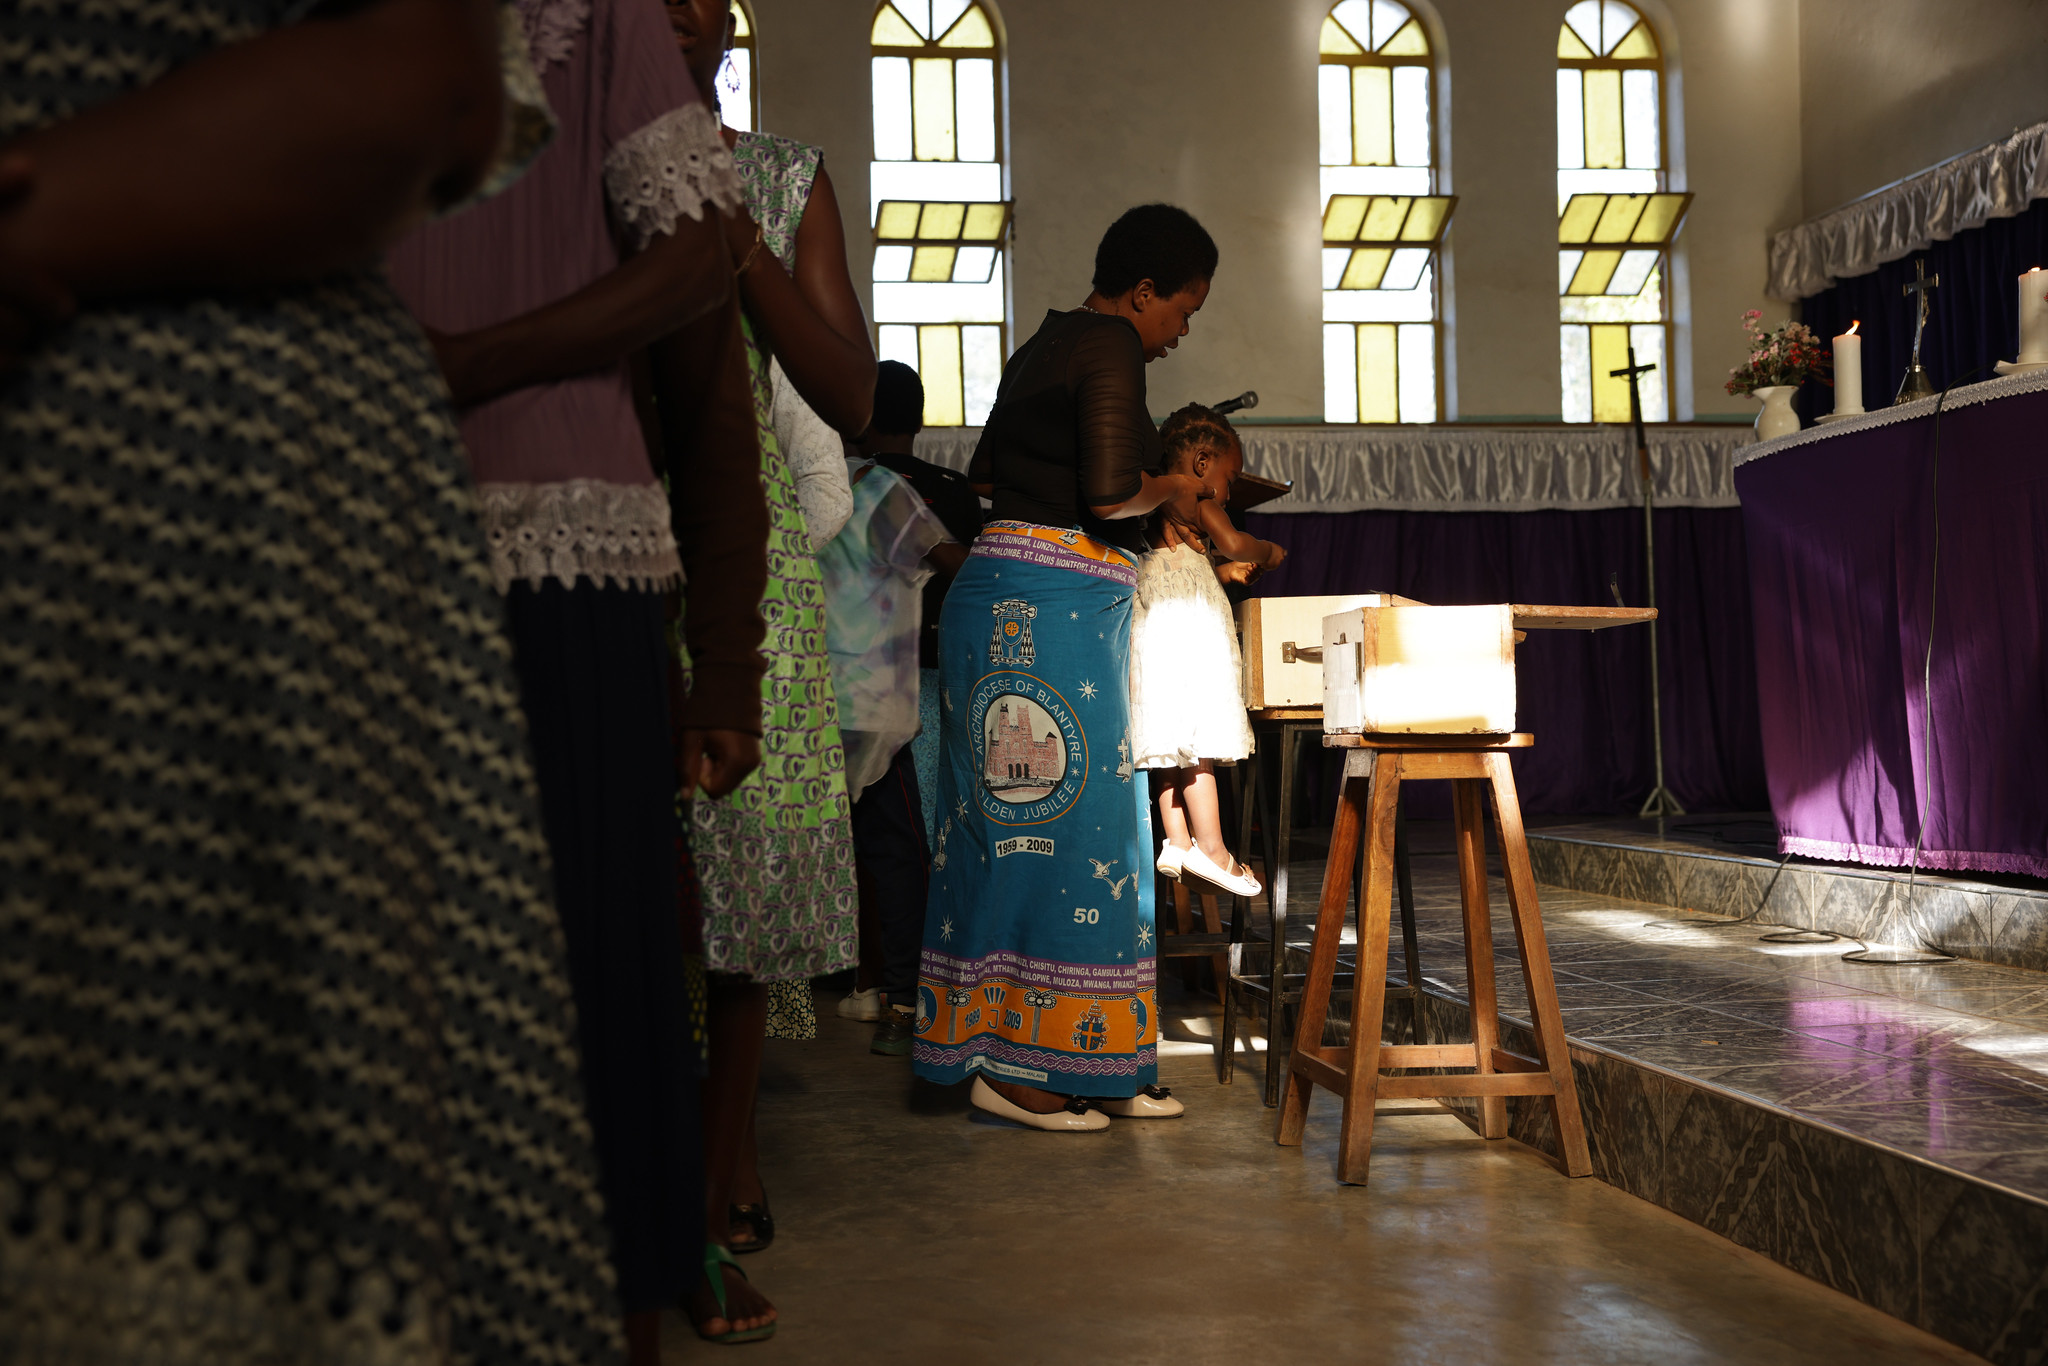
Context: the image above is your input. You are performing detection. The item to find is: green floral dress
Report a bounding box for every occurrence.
[685,132,857,1016]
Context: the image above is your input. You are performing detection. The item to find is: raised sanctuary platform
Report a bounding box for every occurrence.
[1237,821,2048,1366]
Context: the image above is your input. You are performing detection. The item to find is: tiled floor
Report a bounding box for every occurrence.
[1259,827,2048,1202]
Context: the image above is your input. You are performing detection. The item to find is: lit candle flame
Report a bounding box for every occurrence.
[1845,320,1860,336]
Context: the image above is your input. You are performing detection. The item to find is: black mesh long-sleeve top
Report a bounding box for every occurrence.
[967,309,1161,554]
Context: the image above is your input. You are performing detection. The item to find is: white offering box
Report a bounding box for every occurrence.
[1321,603,1518,735]
[1239,593,1421,709]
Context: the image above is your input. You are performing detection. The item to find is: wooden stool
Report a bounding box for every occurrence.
[1276,732,1592,1185]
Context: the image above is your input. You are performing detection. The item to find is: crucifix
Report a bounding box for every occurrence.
[1895,258,1940,404]
[1609,346,1684,820]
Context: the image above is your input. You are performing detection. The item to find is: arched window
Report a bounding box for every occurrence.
[1557,1,1689,422]
[714,1,758,133]
[1318,0,1451,424]
[870,1,1011,427]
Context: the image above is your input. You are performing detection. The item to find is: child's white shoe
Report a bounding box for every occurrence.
[1155,843,1187,881]
[1182,846,1261,898]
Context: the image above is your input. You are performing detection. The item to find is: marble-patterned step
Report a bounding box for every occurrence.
[1526,818,2048,974]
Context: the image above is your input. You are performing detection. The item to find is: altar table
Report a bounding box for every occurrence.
[1734,372,2048,877]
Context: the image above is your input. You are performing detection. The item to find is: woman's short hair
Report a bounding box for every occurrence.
[1159,403,1239,471]
[1092,204,1218,300]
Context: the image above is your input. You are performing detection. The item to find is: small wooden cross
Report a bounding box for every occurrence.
[1609,346,1657,480]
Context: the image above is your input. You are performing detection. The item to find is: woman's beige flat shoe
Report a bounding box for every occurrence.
[1093,1085,1185,1119]
[970,1077,1110,1131]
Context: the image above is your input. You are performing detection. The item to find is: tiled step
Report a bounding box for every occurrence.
[1526,817,2048,974]
[1249,844,2048,1366]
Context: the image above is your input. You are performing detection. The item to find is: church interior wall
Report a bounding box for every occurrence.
[1796,0,2048,220]
[743,1,1894,426]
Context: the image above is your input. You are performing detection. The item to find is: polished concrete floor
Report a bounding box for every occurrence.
[663,987,1990,1365]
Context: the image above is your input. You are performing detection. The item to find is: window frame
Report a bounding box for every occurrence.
[1317,0,1446,426]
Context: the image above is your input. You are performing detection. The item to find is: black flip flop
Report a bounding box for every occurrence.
[728,1197,775,1254]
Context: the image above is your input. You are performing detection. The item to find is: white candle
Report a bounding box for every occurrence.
[2019,268,2048,363]
[1833,321,1863,415]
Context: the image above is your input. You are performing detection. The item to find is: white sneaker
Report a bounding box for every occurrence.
[1155,842,1188,881]
[1094,1085,1185,1119]
[970,1077,1110,1132]
[836,988,883,1021]
[1182,846,1261,898]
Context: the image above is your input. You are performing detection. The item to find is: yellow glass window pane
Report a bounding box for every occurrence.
[1558,194,1605,244]
[939,4,995,47]
[1322,194,1368,242]
[1567,249,1623,295]
[911,58,956,160]
[1399,196,1451,242]
[1589,324,1633,422]
[910,245,957,281]
[1610,21,1658,58]
[1319,14,1364,55]
[1341,248,1392,290]
[1357,323,1399,422]
[1379,18,1428,56]
[920,326,966,426]
[872,4,924,46]
[1557,24,1594,59]
[1583,68,1623,168]
[1590,194,1648,242]
[961,202,1008,240]
[733,3,751,37]
[876,200,923,238]
[1631,193,1688,244]
[917,201,967,238]
[1351,66,1392,166]
[1360,196,1410,241]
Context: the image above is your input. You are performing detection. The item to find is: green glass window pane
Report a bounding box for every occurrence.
[872,4,923,46]
[939,3,995,47]
[910,245,957,281]
[1357,323,1399,422]
[1589,323,1633,422]
[917,201,966,238]
[920,325,965,426]
[1341,247,1392,289]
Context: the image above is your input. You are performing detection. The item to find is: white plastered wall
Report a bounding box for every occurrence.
[743,0,2028,425]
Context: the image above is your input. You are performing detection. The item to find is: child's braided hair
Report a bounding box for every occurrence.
[1159,402,1240,474]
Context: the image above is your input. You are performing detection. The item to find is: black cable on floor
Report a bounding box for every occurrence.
[1641,850,1792,933]
[1840,367,1983,969]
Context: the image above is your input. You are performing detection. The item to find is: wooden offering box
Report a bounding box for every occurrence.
[1320,602,1658,736]
[1238,593,1423,709]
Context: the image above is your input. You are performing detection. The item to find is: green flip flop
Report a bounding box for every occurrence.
[695,1242,777,1345]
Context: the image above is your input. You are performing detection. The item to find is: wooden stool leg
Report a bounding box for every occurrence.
[1336,755,1403,1185]
[1485,752,1592,1177]
[1276,751,1371,1146]
[1198,888,1228,1004]
[1170,877,1198,988]
[1453,778,1507,1140]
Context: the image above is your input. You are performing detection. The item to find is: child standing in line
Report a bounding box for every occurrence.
[1130,404,1287,897]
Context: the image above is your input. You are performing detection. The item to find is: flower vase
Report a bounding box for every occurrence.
[1752,385,1801,440]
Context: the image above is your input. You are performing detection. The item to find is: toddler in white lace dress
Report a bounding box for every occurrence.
[1130,405,1287,899]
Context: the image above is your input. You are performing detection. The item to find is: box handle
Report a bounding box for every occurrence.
[1281,641,1324,664]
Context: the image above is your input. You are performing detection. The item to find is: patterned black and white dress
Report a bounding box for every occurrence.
[0,6,623,1364]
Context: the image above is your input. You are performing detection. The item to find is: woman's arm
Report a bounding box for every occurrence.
[722,161,876,436]
[428,211,734,407]
[1068,324,1206,524]
[649,289,769,799]
[0,0,505,299]
[1194,500,1286,568]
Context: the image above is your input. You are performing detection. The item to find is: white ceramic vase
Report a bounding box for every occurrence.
[1752,385,1801,440]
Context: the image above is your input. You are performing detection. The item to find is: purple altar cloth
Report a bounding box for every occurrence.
[1734,382,2048,876]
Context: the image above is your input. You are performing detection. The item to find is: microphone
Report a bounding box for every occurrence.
[1212,390,1259,416]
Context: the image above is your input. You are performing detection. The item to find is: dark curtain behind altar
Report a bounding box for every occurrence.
[1242,506,1768,820]
[1795,195,2048,422]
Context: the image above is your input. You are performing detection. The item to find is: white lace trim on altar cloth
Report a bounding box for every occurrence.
[1768,119,2048,301]
[1736,365,2048,466]
[476,479,682,594]
[912,424,1751,513]
[515,0,589,69]
[603,103,744,250]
